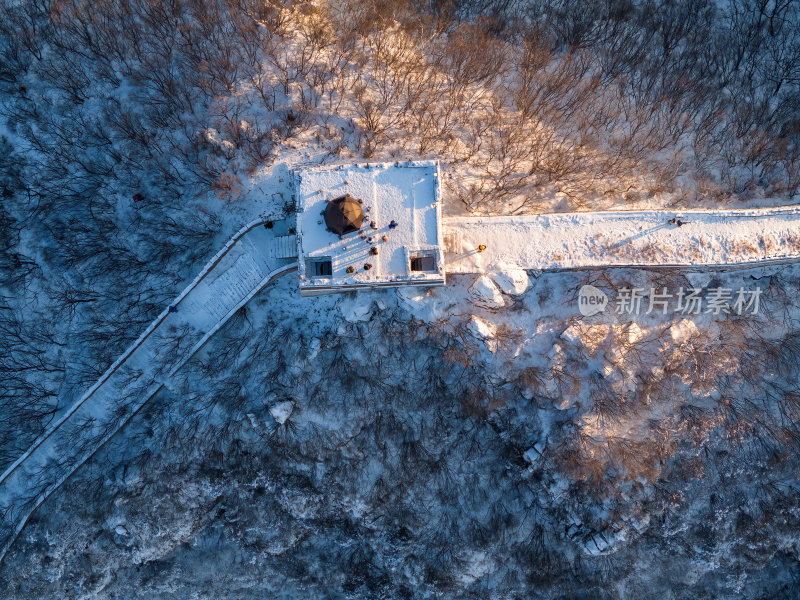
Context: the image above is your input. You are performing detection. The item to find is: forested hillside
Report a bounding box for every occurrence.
[1,1,800,598]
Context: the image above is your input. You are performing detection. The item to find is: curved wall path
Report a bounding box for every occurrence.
[0,218,296,563]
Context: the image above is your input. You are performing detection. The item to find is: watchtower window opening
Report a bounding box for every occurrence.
[307,258,333,277]
[410,252,436,272]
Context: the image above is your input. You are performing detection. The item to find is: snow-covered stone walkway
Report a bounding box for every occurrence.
[444,206,800,273]
[0,219,296,562]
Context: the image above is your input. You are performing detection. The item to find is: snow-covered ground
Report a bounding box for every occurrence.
[2,0,800,596]
[6,176,800,566]
[445,206,800,273]
[5,257,799,599]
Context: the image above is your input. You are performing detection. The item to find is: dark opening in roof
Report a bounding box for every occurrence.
[308,258,332,277]
[410,255,436,272]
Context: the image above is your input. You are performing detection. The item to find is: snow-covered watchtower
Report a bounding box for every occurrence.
[294,161,445,296]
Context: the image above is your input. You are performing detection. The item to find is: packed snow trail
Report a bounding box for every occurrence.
[444,206,800,273]
[0,218,296,563]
